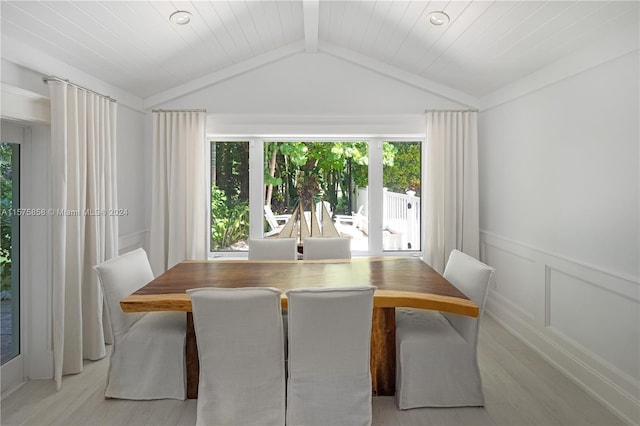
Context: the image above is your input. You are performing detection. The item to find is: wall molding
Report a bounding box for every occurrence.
[145,41,479,110]
[1,83,50,125]
[479,23,639,112]
[481,230,640,425]
[320,41,479,109]
[118,230,148,255]
[207,113,427,137]
[144,41,305,109]
[481,230,639,286]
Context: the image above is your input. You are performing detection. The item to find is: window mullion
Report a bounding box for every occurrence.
[249,139,264,241]
[368,138,384,256]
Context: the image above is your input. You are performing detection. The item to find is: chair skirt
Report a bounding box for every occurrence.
[106,311,186,400]
[396,309,484,409]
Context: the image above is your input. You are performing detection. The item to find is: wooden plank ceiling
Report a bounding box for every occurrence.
[1,1,637,100]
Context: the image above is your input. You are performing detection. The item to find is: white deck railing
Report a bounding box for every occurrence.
[355,187,420,250]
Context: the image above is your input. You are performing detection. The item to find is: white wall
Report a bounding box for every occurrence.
[154,52,467,116]
[116,106,147,247]
[478,51,639,423]
[148,51,469,251]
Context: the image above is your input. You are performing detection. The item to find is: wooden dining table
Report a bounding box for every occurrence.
[120,257,478,399]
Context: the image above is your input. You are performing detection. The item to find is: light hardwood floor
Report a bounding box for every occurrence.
[1,315,626,426]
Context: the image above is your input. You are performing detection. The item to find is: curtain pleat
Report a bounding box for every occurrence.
[49,82,119,389]
[425,111,480,273]
[149,111,207,276]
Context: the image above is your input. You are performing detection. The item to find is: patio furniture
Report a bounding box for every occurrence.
[335,205,367,235]
[264,205,292,237]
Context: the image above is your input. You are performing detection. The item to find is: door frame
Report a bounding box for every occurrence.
[0,121,28,395]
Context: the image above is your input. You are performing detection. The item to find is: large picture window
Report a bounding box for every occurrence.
[209,139,422,256]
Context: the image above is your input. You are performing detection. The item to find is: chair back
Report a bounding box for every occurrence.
[442,250,495,346]
[303,237,351,260]
[286,286,374,425]
[248,238,297,260]
[94,248,153,342]
[187,287,286,426]
[315,201,332,222]
[264,205,280,230]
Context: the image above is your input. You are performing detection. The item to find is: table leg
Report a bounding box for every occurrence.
[186,312,199,399]
[370,307,396,396]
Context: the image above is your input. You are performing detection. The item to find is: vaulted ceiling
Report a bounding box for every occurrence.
[1,1,638,104]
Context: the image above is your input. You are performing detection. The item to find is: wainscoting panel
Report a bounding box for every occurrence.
[547,266,640,382]
[480,231,640,425]
[482,240,538,321]
[118,230,148,255]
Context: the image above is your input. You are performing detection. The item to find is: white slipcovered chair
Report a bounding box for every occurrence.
[187,287,286,426]
[248,238,297,260]
[302,237,351,260]
[286,287,375,426]
[395,249,495,409]
[94,248,186,400]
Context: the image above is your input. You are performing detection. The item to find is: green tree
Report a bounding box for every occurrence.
[264,141,402,216]
[210,184,249,250]
[211,142,250,250]
[383,142,421,193]
[0,143,13,293]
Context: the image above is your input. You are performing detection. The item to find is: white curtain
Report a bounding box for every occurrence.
[49,81,119,389]
[424,111,480,273]
[149,111,207,275]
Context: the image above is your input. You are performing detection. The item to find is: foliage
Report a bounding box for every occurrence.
[265,141,373,215]
[210,140,422,251]
[264,141,411,216]
[212,141,249,204]
[210,184,249,250]
[383,142,421,193]
[0,143,13,294]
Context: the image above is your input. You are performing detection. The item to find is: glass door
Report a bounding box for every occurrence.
[0,142,20,366]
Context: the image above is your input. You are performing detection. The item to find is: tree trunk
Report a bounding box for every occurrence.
[265,143,278,206]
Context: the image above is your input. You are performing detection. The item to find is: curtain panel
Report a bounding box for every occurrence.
[49,81,119,389]
[149,111,208,276]
[424,111,480,273]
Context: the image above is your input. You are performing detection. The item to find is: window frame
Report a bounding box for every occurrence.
[208,137,425,258]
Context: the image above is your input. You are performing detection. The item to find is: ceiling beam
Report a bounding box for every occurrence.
[303,0,320,53]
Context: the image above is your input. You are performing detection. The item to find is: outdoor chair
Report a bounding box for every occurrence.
[264,205,292,237]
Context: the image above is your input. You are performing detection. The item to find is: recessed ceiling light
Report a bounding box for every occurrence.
[170,10,192,25]
[427,11,450,27]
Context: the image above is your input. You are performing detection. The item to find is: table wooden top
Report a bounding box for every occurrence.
[120,257,479,317]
